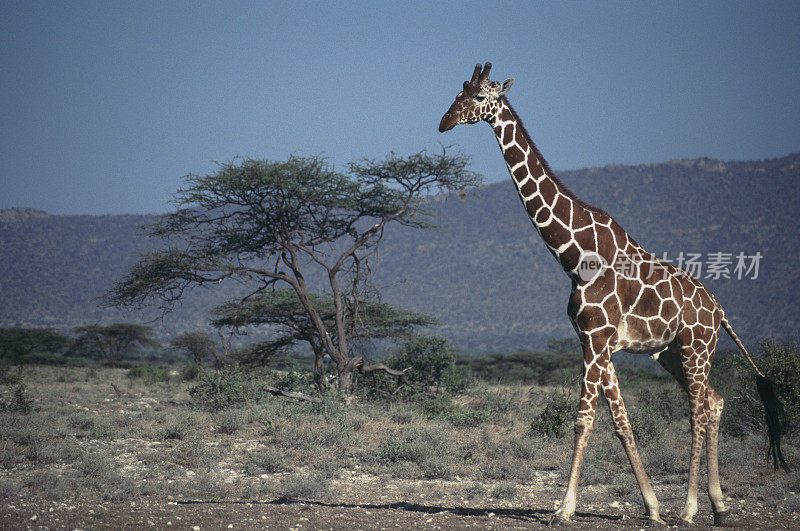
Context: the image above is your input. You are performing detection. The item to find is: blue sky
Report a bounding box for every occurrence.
[2,1,799,215]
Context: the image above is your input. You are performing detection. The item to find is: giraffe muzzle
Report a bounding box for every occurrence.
[439,113,456,132]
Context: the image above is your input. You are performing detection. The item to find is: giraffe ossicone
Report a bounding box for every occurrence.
[439,62,788,525]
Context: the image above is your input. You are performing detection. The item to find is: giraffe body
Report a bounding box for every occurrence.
[440,63,784,524]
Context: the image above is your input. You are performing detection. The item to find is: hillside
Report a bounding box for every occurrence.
[1,154,798,352]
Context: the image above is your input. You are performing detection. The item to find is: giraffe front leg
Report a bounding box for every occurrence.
[554,345,606,522]
[601,361,665,524]
[554,379,599,522]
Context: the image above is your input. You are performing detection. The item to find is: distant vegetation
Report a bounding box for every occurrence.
[0,339,797,519]
[1,154,798,352]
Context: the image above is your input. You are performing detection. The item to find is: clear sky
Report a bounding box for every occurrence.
[2,1,799,215]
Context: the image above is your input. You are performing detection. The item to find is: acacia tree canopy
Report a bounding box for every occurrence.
[0,327,70,363]
[70,323,160,367]
[104,149,480,393]
[211,290,435,343]
[169,331,220,366]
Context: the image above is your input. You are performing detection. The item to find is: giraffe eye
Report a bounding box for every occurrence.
[475,94,486,102]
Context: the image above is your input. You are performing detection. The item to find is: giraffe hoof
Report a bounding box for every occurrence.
[713,510,730,526]
[550,508,572,525]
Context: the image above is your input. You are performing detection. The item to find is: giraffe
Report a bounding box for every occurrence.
[439,62,786,525]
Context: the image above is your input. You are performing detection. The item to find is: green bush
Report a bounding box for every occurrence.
[490,482,518,500]
[214,408,246,434]
[629,386,686,446]
[759,340,800,433]
[530,388,574,438]
[388,335,457,389]
[462,340,580,385]
[0,362,21,385]
[244,448,289,475]
[180,361,202,381]
[275,471,330,500]
[713,340,800,436]
[127,363,170,384]
[372,427,450,467]
[0,384,34,414]
[189,366,272,411]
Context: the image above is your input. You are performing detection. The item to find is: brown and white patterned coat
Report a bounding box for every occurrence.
[439,62,786,525]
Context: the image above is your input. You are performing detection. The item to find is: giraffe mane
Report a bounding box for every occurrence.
[503,97,610,219]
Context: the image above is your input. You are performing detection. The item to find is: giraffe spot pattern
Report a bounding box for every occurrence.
[440,67,748,522]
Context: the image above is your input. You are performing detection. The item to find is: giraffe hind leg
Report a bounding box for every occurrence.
[706,387,729,524]
[657,337,718,524]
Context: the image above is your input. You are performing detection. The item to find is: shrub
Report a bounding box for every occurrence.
[168,439,220,469]
[189,366,271,411]
[447,405,490,427]
[388,335,458,389]
[462,482,487,499]
[181,361,202,381]
[158,415,195,441]
[530,387,575,438]
[244,448,289,475]
[490,482,518,500]
[759,340,800,433]
[0,362,20,385]
[0,478,21,499]
[275,472,330,500]
[713,340,800,437]
[25,470,76,500]
[127,363,170,384]
[0,384,34,414]
[629,386,686,446]
[214,408,246,435]
[372,427,449,466]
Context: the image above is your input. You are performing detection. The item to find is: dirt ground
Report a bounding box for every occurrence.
[2,472,798,530]
[2,366,798,530]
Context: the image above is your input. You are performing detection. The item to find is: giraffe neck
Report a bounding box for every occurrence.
[489,99,598,275]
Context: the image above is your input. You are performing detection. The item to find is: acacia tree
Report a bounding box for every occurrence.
[70,323,160,367]
[104,150,479,394]
[211,290,436,391]
[170,331,221,367]
[0,327,70,364]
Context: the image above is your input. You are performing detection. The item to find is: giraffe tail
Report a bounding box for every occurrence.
[721,315,789,471]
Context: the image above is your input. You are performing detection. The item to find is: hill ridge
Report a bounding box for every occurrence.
[1,153,798,352]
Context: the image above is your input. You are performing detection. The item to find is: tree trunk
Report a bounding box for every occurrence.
[313,347,329,393]
[337,357,363,395]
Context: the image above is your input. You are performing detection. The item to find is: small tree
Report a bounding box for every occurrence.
[211,289,436,390]
[0,327,70,364]
[170,331,221,367]
[104,150,479,394]
[388,334,457,388]
[70,323,160,367]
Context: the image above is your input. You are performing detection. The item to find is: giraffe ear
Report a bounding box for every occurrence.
[499,78,514,95]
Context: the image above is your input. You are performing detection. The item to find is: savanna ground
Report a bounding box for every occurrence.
[0,354,798,530]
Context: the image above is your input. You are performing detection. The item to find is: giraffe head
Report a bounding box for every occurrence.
[439,62,514,132]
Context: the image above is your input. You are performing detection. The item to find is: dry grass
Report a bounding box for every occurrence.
[0,363,796,520]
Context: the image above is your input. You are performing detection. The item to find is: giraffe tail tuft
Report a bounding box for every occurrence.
[755,375,790,471]
[722,315,789,471]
